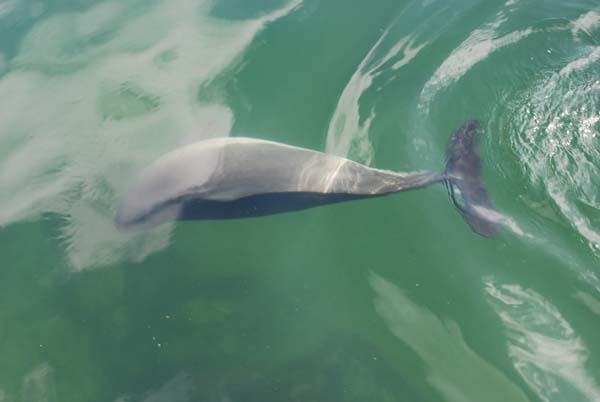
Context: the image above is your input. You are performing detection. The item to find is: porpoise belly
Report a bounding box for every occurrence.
[178,192,370,220]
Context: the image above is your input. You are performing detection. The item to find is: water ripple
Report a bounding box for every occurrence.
[506,45,600,252]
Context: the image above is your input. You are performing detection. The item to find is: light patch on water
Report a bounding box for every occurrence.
[142,373,193,402]
[29,2,45,19]
[0,0,301,270]
[114,373,193,402]
[116,373,194,402]
[0,0,43,21]
[325,27,427,164]
[0,389,6,402]
[0,0,16,18]
[77,2,123,39]
[420,27,532,109]
[485,280,600,402]
[22,363,56,402]
[574,291,600,316]
[471,204,531,237]
[571,10,600,37]
[0,52,5,75]
[370,272,531,402]
[579,271,600,299]
[419,1,533,110]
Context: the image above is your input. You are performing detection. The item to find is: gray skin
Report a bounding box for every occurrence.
[115,120,498,236]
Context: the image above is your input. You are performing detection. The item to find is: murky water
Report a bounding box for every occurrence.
[0,0,599,401]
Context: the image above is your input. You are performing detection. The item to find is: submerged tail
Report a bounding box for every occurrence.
[444,120,499,237]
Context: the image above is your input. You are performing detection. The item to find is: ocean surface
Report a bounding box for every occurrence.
[1,0,599,401]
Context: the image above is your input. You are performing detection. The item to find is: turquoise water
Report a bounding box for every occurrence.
[1,0,599,401]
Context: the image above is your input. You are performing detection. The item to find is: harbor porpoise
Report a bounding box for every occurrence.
[115,120,498,236]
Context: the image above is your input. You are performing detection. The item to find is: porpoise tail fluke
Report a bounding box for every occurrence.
[444,120,499,237]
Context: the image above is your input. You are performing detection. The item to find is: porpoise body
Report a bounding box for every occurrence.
[115,120,498,236]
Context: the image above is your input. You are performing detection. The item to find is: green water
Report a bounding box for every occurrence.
[1,0,599,401]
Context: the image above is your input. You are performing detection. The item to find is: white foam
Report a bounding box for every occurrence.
[325,29,426,164]
[370,272,530,402]
[0,0,301,270]
[486,279,600,402]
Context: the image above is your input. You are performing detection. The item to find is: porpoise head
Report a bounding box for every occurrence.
[114,139,226,230]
